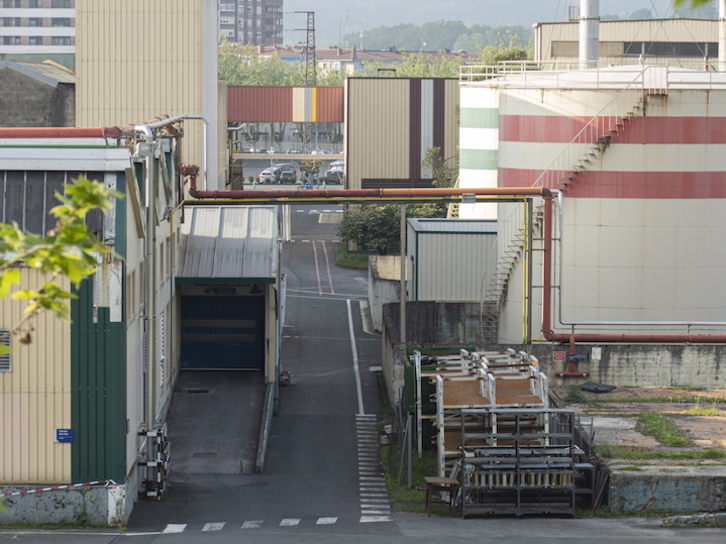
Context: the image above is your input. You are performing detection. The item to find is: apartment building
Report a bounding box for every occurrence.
[0,0,75,69]
[219,0,282,46]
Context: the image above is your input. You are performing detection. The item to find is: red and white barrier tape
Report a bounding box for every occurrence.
[2,479,118,498]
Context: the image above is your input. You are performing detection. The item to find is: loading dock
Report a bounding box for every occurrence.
[176,205,281,379]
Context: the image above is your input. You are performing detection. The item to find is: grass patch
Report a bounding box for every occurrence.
[334,243,374,269]
[594,395,726,405]
[686,406,724,417]
[596,444,726,461]
[635,412,692,447]
[564,385,587,403]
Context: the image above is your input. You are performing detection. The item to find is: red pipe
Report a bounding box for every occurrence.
[0,127,122,139]
[540,196,726,344]
[187,179,552,200]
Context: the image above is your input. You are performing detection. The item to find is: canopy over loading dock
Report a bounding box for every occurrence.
[176,206,280,373]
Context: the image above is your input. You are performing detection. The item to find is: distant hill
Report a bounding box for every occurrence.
[282,0,710,48]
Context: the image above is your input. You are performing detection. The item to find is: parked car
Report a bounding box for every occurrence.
[321,169,343,184]
[276,168,297,184]
[258,167,276,183]
[286,149,302,154]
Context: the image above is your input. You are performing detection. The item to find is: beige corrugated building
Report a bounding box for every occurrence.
[534,18,720,68]
[344,78,459,190]
[75,0,225,189]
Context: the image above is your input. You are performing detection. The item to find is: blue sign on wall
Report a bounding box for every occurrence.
[56,429,74,443]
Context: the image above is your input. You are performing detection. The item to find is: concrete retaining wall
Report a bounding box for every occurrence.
[369,256,402,333]
[0,483,128,527]
[609,465,726,513]
[381,301,726,391]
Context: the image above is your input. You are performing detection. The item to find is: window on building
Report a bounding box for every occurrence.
[29,0,41,7]
[29,17,43,26]
[52,18,71,27]
[623,41,718,58]
[29,36,44,45]
[0,330,10,372]
[51,0,72,7]
[264,17,274,25]
[266,5,282,12]
[2,0,20,8]
[1,18,20,26]
[247,7,253,14]
[3,36,21,45]
[219,3,234,11]
[255,32,261,40]
[51,36,71,45]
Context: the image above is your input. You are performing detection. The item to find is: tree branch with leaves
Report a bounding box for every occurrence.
[0,175,122,345]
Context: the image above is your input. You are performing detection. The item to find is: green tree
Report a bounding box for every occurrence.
[422,147,458,188]
[674,0,714,6]
[218,39,343,87]
[359,52,466,78]
[339,202,447,255]
[629,8,655,19]
[0,176,122,344]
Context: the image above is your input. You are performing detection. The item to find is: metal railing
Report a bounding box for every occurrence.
[460,61,726,90]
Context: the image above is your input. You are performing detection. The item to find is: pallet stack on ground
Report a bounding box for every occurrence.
[409,349,594,517]
[412,349,549,476]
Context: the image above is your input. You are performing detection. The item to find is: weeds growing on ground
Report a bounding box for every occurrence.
[596,444,726,461]
[635,412,692,447]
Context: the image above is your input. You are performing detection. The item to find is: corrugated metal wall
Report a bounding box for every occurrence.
[0,270,72,484]
[345,78,459,190]
[71,275,127,483]
[536,19,719,63]
[75,0,220,187]
[408,222,497,302]
[227,86,343,122]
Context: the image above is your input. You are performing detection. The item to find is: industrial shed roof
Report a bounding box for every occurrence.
[408,218,497,234]
[0,59,75,86]
[177,206,278,284]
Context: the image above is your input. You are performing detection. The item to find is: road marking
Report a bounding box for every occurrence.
[312,240,323,295]
[316,517,338,525]
[322,240,335,294]
[202,522,225,531]
[241,520,263,529]
[360,515,393,523]
[280,518,301,526]
[348,300,364,415]
[162,524,187,533]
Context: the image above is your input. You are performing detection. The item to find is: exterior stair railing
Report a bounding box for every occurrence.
[484,83,651,331]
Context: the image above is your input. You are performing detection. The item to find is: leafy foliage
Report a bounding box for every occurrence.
[338,203,447,255]
[218,39,344,86]
[0,176,121,344]
[346,21,530,52]
[421,147,458,188]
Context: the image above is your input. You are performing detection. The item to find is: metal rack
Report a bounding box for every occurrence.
[138,423,171,500]
[458,408,593,518]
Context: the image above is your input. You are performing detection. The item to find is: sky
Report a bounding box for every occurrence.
[282,0,689,48]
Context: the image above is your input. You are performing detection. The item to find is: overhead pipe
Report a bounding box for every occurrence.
[0,127,131,139]
[540,196,726,344]
[184,169,552,200]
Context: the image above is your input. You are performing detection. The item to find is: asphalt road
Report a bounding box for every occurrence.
[2,203,726,542]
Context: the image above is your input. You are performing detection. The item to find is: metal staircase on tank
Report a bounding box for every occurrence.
[482,85,651,331]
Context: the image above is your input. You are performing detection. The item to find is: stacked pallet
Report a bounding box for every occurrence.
[412,349,549,476]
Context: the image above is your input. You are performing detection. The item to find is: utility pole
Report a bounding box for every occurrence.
[292,11,316,86]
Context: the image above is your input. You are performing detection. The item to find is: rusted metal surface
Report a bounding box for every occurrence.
[227,86,343,123]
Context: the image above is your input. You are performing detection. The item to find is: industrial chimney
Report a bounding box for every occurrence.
[579,0,599,69]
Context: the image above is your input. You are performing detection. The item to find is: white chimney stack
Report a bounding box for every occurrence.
[579,0,600,69]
